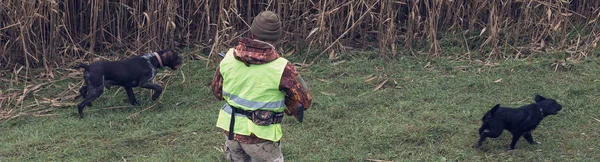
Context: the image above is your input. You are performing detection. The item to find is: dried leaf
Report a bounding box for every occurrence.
[61,94,80,101]
[284,49,295,56]
[170,21,176,29]
[328,50,336,60]
[67,71,83,79]
[365,76,378,83]
[423,62,432,70]
[143,12,151,25]
[373,79,389,91]
[393,1,407,5]
[51,102,77,107]
[307,28,319,39]
[588,19,597,24]
[553,21,561,31]
[479,27,486,36]
[560,13,572,17]
[332,60,345,66]
[194,54,208,60]
[48,71,55,79]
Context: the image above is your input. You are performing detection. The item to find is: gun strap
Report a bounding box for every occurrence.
[228,108,235,140]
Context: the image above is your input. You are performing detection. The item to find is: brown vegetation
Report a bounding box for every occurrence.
[1,0,599,70]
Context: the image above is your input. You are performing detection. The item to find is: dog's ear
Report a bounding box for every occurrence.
[75,63,89,70]
[534,94,546,102]
[161,50,182,70]
[159,50,171,60]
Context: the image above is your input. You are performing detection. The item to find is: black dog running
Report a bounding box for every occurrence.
[77,49,182,118]
[476,94,563,150]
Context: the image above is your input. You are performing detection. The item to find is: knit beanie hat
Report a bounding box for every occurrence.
[251,11,282,41]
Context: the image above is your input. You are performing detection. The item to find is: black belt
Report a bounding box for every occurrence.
[232,107,253,117]
[227,105,284,140]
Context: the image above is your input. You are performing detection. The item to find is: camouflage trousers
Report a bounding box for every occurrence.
[225,139,284,162]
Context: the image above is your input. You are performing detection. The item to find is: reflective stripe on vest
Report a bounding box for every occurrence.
[222,91,284,110]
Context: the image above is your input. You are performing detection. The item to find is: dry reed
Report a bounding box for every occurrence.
[1,0,598,69]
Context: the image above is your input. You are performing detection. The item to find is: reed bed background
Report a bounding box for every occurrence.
[0,0,599,120]
[1,0,599,70]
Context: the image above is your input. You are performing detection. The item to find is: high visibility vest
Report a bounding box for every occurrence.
[216,48,288,142]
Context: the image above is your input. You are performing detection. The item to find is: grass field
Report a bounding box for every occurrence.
[1,51,599,161]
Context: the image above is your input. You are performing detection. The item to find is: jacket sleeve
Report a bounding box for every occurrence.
[280,62,312,116]
[211,67,224,100]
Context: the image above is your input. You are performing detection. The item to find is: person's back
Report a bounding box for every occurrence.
[211,10,312,162]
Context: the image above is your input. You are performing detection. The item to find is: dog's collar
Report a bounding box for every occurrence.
[153,52,164,67]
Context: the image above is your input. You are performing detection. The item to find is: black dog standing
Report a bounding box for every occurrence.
[476,94,562,150]
[77,49,182,118]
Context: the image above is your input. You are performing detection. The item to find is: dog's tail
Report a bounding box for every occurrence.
[482,104,500,120]
[490,104,500,115]
[76,63,89,71]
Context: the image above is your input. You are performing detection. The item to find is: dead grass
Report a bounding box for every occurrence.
[1,0,600,121]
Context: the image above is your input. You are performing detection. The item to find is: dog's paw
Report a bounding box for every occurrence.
[151,94,161,101]
[130,101,140,106]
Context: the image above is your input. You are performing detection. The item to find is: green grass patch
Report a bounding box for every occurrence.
[1,54,599,161]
